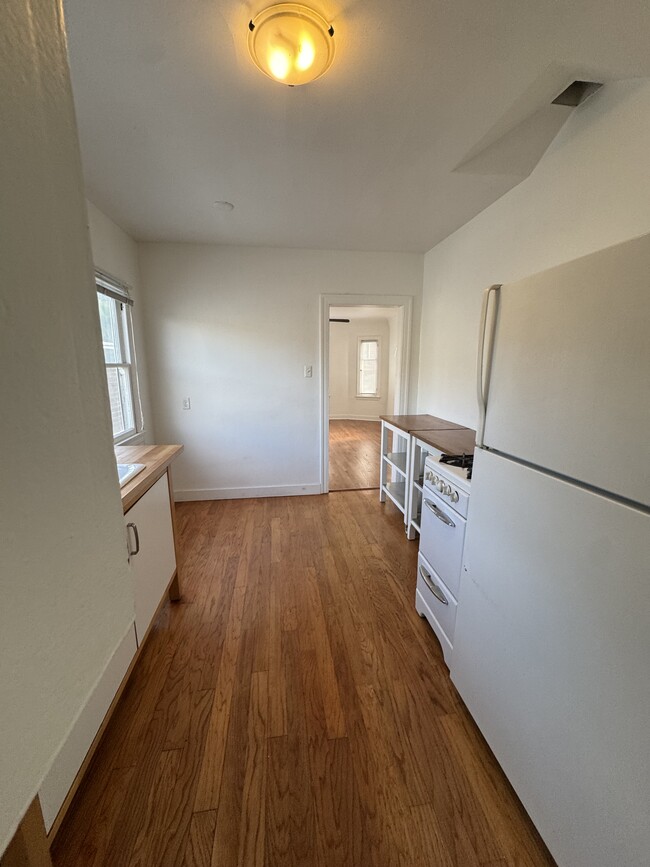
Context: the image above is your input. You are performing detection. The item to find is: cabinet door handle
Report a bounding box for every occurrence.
[126,522,140,556]
[424,499,455,527]
[418,565,449,605]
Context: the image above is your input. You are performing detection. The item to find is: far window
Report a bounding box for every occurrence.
[96,275,142,443]
[357,337,380,398]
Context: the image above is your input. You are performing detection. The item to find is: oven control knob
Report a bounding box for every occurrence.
[425,471,434,482]
[437,480,445,492]
[450,491,459,503]
[431,475,439,485]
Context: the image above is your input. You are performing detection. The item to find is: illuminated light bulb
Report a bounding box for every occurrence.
[248,4,335,86]
[268,47,291,79]
[296,36,315,71]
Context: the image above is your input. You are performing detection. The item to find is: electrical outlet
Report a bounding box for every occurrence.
[182,397,191,410]
[304,365,313,378]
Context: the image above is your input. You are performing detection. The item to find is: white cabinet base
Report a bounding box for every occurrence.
[126,472,176,645]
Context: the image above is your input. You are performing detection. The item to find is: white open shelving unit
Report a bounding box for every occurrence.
[380,416,475,538]
[379,420,410,520]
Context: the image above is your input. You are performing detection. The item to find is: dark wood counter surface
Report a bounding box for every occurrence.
[380,414,466,433]
[114,444,183,513]
[410,427,476,455]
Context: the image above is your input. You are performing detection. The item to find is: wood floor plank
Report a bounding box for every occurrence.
[310,736,368,867]
[53,491,556,867]
[235,670,268,867]
[269,630,320,865]
[129,688,213,867]
[55,765,136,867]
[193,587,246,812]
[127,747,183,867]
[183,811,216,867]
[298,566,346,739]
[265,737,292,866]
[267,583,288,737]
[209,626,256,866]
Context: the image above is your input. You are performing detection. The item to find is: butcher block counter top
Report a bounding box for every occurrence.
[114,444,183,513]
[410,427,476,455]
[379,414,467,433]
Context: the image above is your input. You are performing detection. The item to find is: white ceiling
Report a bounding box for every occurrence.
[63,0,650,253]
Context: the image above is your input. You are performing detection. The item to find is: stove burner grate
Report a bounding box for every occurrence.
[439,452,474,480]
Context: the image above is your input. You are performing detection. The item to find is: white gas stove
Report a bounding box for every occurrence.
[415,453,472,665]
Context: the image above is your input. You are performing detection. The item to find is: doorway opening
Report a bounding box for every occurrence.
[320,296,412,494]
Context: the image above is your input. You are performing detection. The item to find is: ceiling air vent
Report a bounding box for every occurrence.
[552,80,603,107]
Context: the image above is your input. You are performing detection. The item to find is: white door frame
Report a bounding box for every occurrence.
[319,293,413,494]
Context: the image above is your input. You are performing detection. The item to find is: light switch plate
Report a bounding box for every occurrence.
[182,397,191,410]
[304,365,313,378]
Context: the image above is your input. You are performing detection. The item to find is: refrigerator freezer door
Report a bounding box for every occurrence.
[451,450,650,867]
[481,233,650,507]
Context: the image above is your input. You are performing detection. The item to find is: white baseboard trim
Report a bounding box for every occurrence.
[39,624,137,832]
[329,414,382,422]
[174,483,322,502]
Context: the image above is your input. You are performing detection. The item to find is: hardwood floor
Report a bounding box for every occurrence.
[52,492,555,867]
[329,419,381,491]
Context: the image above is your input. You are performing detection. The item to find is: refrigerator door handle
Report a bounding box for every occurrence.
[476,284,501,448]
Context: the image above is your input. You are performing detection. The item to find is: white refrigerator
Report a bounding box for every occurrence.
[450,234,650,867]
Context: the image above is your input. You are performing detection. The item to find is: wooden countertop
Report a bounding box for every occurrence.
[379,414,467,433]
[115,444,183,513]
[410,427,476,455]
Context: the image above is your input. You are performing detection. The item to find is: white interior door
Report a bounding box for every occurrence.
[451,449,650,867]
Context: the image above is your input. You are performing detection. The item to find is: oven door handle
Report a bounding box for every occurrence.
[424,499,456,527]
[418,565,449,605]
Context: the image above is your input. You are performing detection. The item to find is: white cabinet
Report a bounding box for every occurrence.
[125,472,176,644]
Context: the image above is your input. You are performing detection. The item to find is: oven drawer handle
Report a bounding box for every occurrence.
[424,499,455,527]
[418,565,449,605]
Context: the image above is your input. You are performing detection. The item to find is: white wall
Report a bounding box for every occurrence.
[138,244,423,499]
[329,317,390,420]
[418,79,650,428]
[0,0,135,853]
[86,200,154,443]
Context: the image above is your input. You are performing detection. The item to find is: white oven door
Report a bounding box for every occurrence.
[419,488,465,599]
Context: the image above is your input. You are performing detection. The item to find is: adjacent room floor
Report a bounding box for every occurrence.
[329,419,381,491]
[52,491,555,867]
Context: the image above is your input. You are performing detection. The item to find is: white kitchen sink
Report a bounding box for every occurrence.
[117,463,146,487]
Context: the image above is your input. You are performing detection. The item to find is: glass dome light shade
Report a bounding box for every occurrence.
[248,4,335,86]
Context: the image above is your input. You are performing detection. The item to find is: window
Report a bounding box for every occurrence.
[96,274,142,443]
[357,337,380,398]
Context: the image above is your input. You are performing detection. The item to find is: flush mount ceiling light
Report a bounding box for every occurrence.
[248,3,335,86]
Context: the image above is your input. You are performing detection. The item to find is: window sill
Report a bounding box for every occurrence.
[114,430,146,447]
[355,395,381,400]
